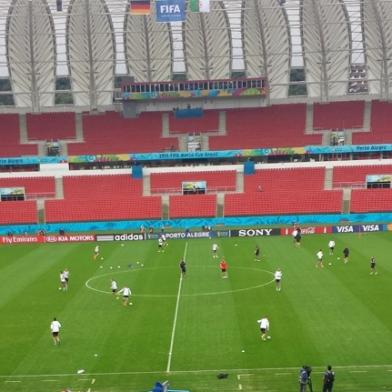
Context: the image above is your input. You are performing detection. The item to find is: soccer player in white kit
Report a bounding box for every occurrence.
[257,316,270,341]
[328,240,336,255]
[50,317,62,345]
[93,245,100,260]
[111,279,118,295]
[212,243,218,258]
[161,233,168,247]
[59,271,67,291]
[316,249,324,268]
[118,286,132,306]
[274,269,282,291]
[158,237,164,253]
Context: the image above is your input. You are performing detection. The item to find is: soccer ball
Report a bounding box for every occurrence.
[101,257,104,260]
[337,257,340,260]
[328,262,332,266]
[141,264,144,267]
[129,302,133,306]
[267,336,271,340]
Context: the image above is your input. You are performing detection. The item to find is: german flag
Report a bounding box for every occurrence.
[129,0,151,15]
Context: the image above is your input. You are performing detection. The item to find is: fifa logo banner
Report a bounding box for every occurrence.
[156,0,186,22]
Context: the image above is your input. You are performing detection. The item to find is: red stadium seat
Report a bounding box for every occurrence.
[0,200,37,224]
[169,194,217,218]
[68,112,178,155]
[209,105,322,150]
[150,171,237,194]
[313,101,364,130]
[0,114,38,157]
[26,113,76,140]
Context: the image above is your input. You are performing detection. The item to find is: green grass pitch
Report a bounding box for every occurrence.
[0,232,392,392]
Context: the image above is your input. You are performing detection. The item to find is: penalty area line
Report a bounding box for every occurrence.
[166,242,188,373]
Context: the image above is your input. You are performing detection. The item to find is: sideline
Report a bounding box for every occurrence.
[1,364,391,379]
[166,242,188,373]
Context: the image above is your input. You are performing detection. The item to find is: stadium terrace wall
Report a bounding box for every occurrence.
[2,212,392,235]
[3,143,392,168]
[0,224,389,245]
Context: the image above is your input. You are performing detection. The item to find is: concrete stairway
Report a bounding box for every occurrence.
[305,103,314,133]
[324,167,333,190]
[342,188,352,213]
[55,176,64,199]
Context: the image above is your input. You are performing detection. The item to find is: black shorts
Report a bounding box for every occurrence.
[260,328,266,333]
[112,289,117,293]
[52,332,59,337]
[221,268,226,273]
[123,295,129,299]
[65,278,69,282]
[371,263,376,268]
[275,279,281,283]
[329,247,334,251]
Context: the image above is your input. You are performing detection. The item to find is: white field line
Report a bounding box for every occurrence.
[4,380,21,383]
[166,242,188,373]
[91,378,96,384]
[1,364,391,379]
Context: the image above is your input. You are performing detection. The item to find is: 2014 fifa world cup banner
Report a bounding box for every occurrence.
[69,154,130,163]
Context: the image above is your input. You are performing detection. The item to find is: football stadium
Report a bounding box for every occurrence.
[1,0,392,391]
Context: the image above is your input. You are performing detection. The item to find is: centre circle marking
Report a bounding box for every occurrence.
[85,266,274,297]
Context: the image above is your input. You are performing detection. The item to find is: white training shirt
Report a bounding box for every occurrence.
[317,251,323,260]
[161,234,166,241]
[158,238,163,245]
[111,281,118,290]
[50,320,61,333]
[257,318,269,330]
[212,243,218,251]
[63,270,69,279]
[60,272,66,282]
[119,287,132,296]
[292,230,298,238]
[328,240,335,248]
[94,245,99,253]
[274,270,282,280]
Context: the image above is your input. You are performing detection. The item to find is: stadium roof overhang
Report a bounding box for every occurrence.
[1,0,392,111]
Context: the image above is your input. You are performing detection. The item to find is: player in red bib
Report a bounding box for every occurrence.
[219,259,228,279]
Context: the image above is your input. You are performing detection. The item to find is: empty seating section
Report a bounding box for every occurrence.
[0,177,55,198]
[313,101,364,130]
[44,174,160,222]
[244,168,325,193]
[351,189,392,212]
[26,113,76,140]
[169,110,219,134]
[0,114,37,157]
[209,105,322,150]
[62,175,142,199]
[45,197,161,222]
[68,112,178,155]
[353,101,392,144]
[169,194,216,218]
[224,191,342,216]
[0,200,37,224]
[150,171,237,193]
[332,165,392,187]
